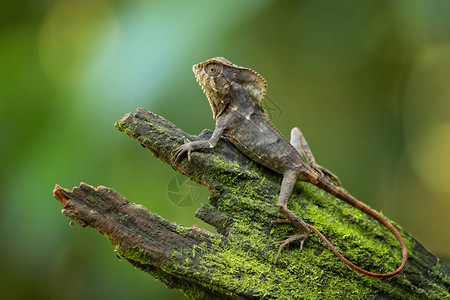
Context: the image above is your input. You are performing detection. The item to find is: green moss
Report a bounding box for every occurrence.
[197,234,374,299]
[115,120,137,137]
[118,212,128,223]
[430,259,450,285]
[176,225,189,236]
[425,259,450,299]
[116,244,151,265]
[114,243,235,299]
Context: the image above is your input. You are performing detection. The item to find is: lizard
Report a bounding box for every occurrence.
[173,57,408,278]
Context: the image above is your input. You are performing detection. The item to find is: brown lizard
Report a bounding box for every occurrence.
[173,57,407,278]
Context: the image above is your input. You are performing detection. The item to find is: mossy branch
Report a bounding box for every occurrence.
[54,108,450,299]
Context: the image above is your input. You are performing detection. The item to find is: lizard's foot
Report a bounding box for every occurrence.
[172,143,193,162]
[274,233,309,264]
[311,163,342,186]
[171,137,193,163]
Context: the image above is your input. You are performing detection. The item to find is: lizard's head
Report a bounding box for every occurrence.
[193,57,267,119]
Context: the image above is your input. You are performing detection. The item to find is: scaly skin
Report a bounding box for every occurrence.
[173,57,407,278]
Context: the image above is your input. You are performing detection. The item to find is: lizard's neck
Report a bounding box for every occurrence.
[210,102,227,120]
[228,87,263,114]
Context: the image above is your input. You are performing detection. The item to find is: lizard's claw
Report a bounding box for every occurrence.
[172,139,194,163]
[274,233,309,264]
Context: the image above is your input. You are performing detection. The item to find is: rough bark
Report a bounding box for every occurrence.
[53,108,450,299]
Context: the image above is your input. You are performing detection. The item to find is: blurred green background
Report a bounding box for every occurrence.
[1,0,450,299]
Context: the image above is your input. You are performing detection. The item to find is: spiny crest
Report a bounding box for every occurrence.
[200,57,267,107]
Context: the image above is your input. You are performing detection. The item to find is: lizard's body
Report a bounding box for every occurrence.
[223,99,306,174]
[174,57,407,278]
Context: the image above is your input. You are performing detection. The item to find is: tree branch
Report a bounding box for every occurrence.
[54,108,450,299]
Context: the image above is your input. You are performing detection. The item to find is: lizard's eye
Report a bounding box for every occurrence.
[206,64,221,76]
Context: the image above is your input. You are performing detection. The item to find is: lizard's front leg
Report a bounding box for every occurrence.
[290,127,342,186]
[172,115,229,162]
[173,139,215,162]
[273,169,310,263]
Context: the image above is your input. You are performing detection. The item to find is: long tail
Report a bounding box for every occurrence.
[313,176,408,278]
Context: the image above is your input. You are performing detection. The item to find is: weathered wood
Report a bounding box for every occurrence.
[54,108,450,299]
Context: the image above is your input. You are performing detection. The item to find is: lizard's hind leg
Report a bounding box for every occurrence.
[273,169,310,263]
[290,127,342,186]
